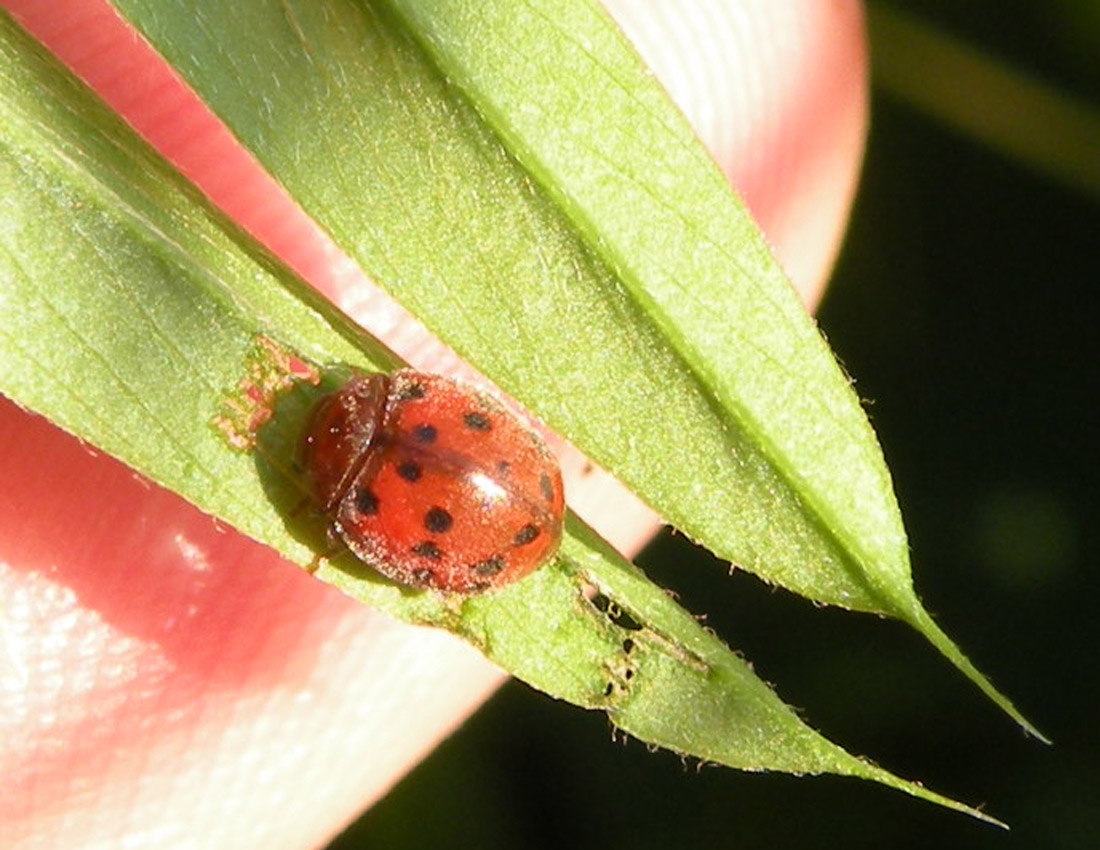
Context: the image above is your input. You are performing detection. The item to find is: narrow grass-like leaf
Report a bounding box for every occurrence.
[106,0,1040,735]
[0,11,1003,821]
[869,3,1100,201]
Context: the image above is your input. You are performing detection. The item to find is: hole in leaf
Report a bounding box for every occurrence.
[590,592,643,631]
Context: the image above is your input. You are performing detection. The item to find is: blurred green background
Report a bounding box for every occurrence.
[331,3,1098,847]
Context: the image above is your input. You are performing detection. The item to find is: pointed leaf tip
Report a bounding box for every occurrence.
[908,604,1048,743]
[850,759,1009,829]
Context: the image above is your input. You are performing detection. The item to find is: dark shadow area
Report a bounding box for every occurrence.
[252,363,353,557]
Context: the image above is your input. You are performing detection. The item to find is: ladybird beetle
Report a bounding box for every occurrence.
[299,369,565,593]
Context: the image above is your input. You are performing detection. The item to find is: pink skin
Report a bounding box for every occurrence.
[0,1,866,847]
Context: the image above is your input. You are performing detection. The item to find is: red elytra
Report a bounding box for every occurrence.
[298,369,565,593]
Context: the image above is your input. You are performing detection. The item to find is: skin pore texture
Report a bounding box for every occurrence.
[0,1,866,847]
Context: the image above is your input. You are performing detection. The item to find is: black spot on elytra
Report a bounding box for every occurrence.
[496,459,511,474]
[471,555,504,576]
[397,461,422,482]
[355,488,379,515]
[412,541,442,560]
[513,523,539,546]
[463,411,491,431]
[412,568,434,585]
[412,423,437,444]
[539,473,554,502]
[424,506,453,534]
[397,382,426,401]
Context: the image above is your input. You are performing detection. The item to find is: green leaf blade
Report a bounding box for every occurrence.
[381,0,912,608]
[107,0,898,610]
[104,0,1039,733]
